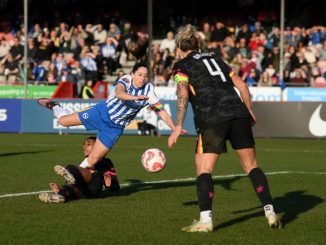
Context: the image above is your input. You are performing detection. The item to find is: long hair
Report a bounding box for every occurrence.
[175,25,199,52]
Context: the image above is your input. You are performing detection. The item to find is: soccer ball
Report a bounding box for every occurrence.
[141,148,166,173]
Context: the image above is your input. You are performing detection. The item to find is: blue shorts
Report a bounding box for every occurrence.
[78,102,124,149]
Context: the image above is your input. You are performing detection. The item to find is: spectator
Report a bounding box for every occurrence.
[319,40,326,61]
[57,67,74,83]
[35,36,53,61]
[69,25,88,53]
[236,23,252,44]
[302,47,317,64]
[258,71,273,87]
[252,21,265,35]
[223,36,238,62]
[288,67,309,86]
[80,51,98,82]
[299,27,310,47]
[2,53,19,83]
[53,53,66,78]
[159,31,176,54]
[270,46,280,73]
[0,38,10,60]
[80,79,95,99]
[59,30,72,54]
[29,23,42,39]
[210,21,229,47]
[286,27,301,48]
[245,68,259,86]
[27,38,37,63]
[237,38,250,58]
[101,37,120,75]
[268,27,280,48]
[250,50,264,72]
[32,60,46,83]
[9,37,24,62]
[92,24,107,45]
[198,21,212,50]
[107,23,121,38]
[309,26,322,46]
[47,70,57,84]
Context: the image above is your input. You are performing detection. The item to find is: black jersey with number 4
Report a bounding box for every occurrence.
[172,51,249,128]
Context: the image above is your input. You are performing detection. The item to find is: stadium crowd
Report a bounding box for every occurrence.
[0,18,325,95]
[153,22,326,88]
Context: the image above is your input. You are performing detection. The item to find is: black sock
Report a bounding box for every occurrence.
[248,167,273,206]
[197,173,214,212]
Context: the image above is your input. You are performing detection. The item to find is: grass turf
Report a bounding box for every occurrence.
[0,134,325,244]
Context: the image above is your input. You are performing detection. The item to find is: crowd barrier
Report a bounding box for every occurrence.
[0,98,325,138]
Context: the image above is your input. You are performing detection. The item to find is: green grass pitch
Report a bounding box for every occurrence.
[0,133,325,244]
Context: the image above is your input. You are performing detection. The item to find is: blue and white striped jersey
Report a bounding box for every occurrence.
[105,75,160,127]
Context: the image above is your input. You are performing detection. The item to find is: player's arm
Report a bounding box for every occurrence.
[175,81,189,128]
[150,102,188,134]
[168,80,189,147]
[150,102,174,129]
[115,83,148,101]
[231,74,256,125]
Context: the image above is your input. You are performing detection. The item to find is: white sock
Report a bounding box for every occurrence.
[53,105,68,119]
[200,210,212,223]
[79,158,92,168]
[264,204,275,217]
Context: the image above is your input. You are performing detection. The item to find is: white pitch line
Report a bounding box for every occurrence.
[1,171,326,199]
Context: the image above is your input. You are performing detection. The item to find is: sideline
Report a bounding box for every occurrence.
[1,171,326,199]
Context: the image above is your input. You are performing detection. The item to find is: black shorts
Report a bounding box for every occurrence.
[195,118,255,154]
[87,172,104,197]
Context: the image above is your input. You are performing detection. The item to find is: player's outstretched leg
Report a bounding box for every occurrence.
[37,98,60,110]
[38,98,73,126]
[54,165,76,184]
[39,192,65,203]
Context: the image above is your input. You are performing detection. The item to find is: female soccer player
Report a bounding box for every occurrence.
[38,63,186,170]
[39,136,120,203]
[168,25,281,232]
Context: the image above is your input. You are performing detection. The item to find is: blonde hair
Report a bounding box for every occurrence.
[175,25,199,52]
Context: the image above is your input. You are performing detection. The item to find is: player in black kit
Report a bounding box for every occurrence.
[168,25,281,232]
[39,137,120,203]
